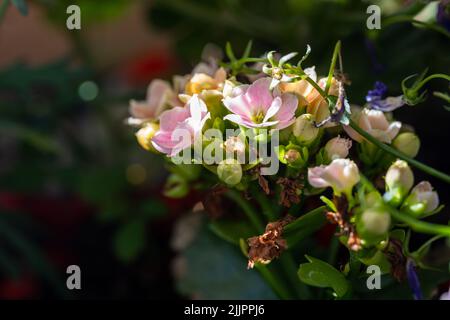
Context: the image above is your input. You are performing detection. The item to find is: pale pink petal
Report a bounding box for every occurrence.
[129,100,154,119]
[245,78,273,112]
[158,107,190,132]
[223,95,253,118]
[386,121,402,142]
[308,166,330,188]
[263,97,282,123]
[147,79,172,117]
[275,93,298,121]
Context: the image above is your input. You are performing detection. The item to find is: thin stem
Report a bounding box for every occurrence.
[349,119,450,184]
[304,76,327,98]
[255,265,294,300]
[226,189,265,232]
[325,41,341,95]
[387,207,450,237]
[415,74,450,92]
[383,16,450,39]
[253,192,277,221]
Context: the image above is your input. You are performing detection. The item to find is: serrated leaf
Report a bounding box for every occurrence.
[298,255,349,297]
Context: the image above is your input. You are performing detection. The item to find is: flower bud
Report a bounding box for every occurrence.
[324,136,352,161]
[217,159,243,186]
[284,149,301,164]
[357,209,391,245]
[293,113,320,145]
[392,132,420,158]
[384,160,414,206]
[402,181,439,217]
[135,123,159,152]
[164,174,189,198]
[308,158,360,196]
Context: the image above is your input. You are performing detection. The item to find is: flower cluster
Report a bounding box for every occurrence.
[128,43,448,299]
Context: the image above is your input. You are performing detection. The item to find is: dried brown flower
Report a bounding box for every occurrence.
[247,215,294,269]
[277,177,303,207]
[326,195,362,251]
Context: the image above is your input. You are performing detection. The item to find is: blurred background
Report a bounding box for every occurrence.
[0,0,449,299]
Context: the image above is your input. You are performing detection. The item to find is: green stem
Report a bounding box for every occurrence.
[349,119,450,184]
[383,16,450,39]
[414,73,450,92]
[255,265,293,300]
[325,41,341,95]
[226,189,265,232]
[304,75,327,98]
[387,207,450,237]
[227,189,294,299]
[253,192,278,221]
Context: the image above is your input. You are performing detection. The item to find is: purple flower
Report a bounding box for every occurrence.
[222,78,298,130]
[366,81,405,112]
[406,259,423,300]
[366,81,387,103]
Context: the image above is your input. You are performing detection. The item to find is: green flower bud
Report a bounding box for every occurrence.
[402,181,439,217]
[164,174,189,198]
[135,123,159,152]
[392,132,420,158]
[293,114,319,145]
[357,209,391,246]
[217,159,243,186]
[384,160,414,206]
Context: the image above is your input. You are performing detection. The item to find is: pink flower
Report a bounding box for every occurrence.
[129,79,179,121]
[344,108,401,143]
[151,95,210,156]
[308,159,360,195]
[222,78,298,129]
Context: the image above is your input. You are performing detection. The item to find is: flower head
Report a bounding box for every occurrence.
[403,181,439,217]
[384,160,414,206]
[308,158,360,196]
[222,78,298,129]
[365,81,405,112]
[344,108,401,143]
[129,79,178,123]
[152,95,210,156]
[325,136,352,161]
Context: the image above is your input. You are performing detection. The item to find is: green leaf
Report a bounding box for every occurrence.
[209,220,254,246]
[320,196,337,212]
[11,0,28,16]
[114,220,146,262]
[298,255,349,297]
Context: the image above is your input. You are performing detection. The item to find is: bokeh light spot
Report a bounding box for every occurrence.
[78,81,99,101]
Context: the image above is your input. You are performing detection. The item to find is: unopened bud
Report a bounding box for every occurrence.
[217,159,243,186]
[357,209,391,245]
[223,136,246,158]
[384,160,414,206]
[324,136,352,161]
[293,113,319,145]
[403,181,439,217]
[136,123,159,152]
[392,132,420,158]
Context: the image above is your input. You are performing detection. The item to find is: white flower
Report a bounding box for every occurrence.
[344,108,401,143]
[308,158,360,195]
[403,181,439,216]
